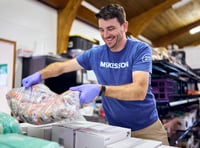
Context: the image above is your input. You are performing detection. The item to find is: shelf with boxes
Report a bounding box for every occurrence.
[152,60,200,147]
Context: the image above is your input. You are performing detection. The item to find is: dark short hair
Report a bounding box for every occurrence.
[95,4,126,25]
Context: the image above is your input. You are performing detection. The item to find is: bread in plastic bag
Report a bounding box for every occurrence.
[6,84,80,125]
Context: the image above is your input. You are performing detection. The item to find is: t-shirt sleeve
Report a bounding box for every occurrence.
[76,50,92,70]
[132,42,152,73]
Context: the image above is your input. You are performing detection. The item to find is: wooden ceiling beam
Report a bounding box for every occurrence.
[128,0,180,37]
[76,5,98,27]
[57,0,82,54]
[183,40,200,48]
[152,19,200,47]
[39,0,200,49]
[38,0,68,9]
[187,40,200,47]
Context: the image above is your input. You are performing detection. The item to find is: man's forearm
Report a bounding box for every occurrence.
[40,58,83,80]
[39,62,63,80]
[104,83,148,101]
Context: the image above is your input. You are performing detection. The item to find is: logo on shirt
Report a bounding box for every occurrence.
[100,61,129,69]
[142,54,151,62]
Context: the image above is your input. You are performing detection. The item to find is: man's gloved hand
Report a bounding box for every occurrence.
[70,84,100,104]
[22,72,42,89]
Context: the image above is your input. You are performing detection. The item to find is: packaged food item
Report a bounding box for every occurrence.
[6,84,80,125]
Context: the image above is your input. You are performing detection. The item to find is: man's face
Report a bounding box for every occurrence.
[98,18,128,51]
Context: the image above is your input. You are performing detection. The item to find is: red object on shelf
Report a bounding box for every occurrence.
[99,108,105,118]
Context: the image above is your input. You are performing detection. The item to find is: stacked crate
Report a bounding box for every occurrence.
[152,78,178,102]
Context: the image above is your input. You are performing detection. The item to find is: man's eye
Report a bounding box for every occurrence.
[108,27,115,31]
[99,29,104,32]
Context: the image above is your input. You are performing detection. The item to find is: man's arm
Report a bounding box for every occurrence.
[103,71,149,101]
[40,58,83,80]
[22,58,84,88]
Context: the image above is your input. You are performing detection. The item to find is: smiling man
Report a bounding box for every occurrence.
[22,4,169,145]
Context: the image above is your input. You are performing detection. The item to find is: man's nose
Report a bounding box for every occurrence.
[102,30,109,38]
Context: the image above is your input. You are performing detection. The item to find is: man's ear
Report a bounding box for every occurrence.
[123,21,128,32]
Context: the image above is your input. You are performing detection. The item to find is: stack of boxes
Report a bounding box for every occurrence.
[21,120,165,148]
[51,120,131,148]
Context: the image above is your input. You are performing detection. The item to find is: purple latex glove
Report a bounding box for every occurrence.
[70,84,100,104]
[22,72,42,88]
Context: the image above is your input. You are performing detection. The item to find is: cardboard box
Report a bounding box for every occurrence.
[158,145,178,148]
[51,120,105,148]
[75,123,131,148]
[51,120,131,148]
[20,123,52,140]
[27,126,52,140]
[177,115,189,130]
[106,137,162,148]
[51,125,74,148]
[177,109,197,131]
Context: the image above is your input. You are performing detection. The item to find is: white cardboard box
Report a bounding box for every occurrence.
[106,137,162,148]
[51,125,74,148]
[27,126,52,140]
[75,123,131,148]
[177,114,191,130]
[158,145,178,148]
[51,120,106,148]
[51,120,131,148]
[20,123,52,140]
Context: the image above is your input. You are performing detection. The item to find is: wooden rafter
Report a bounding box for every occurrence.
[128,0,179,37]
[76,5,98,27]
[188,40,200,47]
[38,0,200,49]
[57,0,82,54]
[38,0,68,9]
[152,19,200,47]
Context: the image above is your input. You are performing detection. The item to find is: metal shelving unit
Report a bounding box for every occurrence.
[152,59,200,107]
[152,60,200,147]
[153,60,200,82]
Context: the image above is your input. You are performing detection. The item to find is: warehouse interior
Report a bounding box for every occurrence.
[0,0,200,147]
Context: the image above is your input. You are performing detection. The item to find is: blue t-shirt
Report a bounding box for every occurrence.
[76,38,158,131]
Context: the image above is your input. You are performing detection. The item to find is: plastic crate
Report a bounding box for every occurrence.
[152,78,177,101]
[68,35,98,51]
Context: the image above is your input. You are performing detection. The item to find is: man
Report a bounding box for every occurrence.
[22,4,169,145]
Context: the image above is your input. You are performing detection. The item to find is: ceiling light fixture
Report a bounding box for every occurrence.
[172,0,191,9]
[81,0,99,13]
[189,25,200,35]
